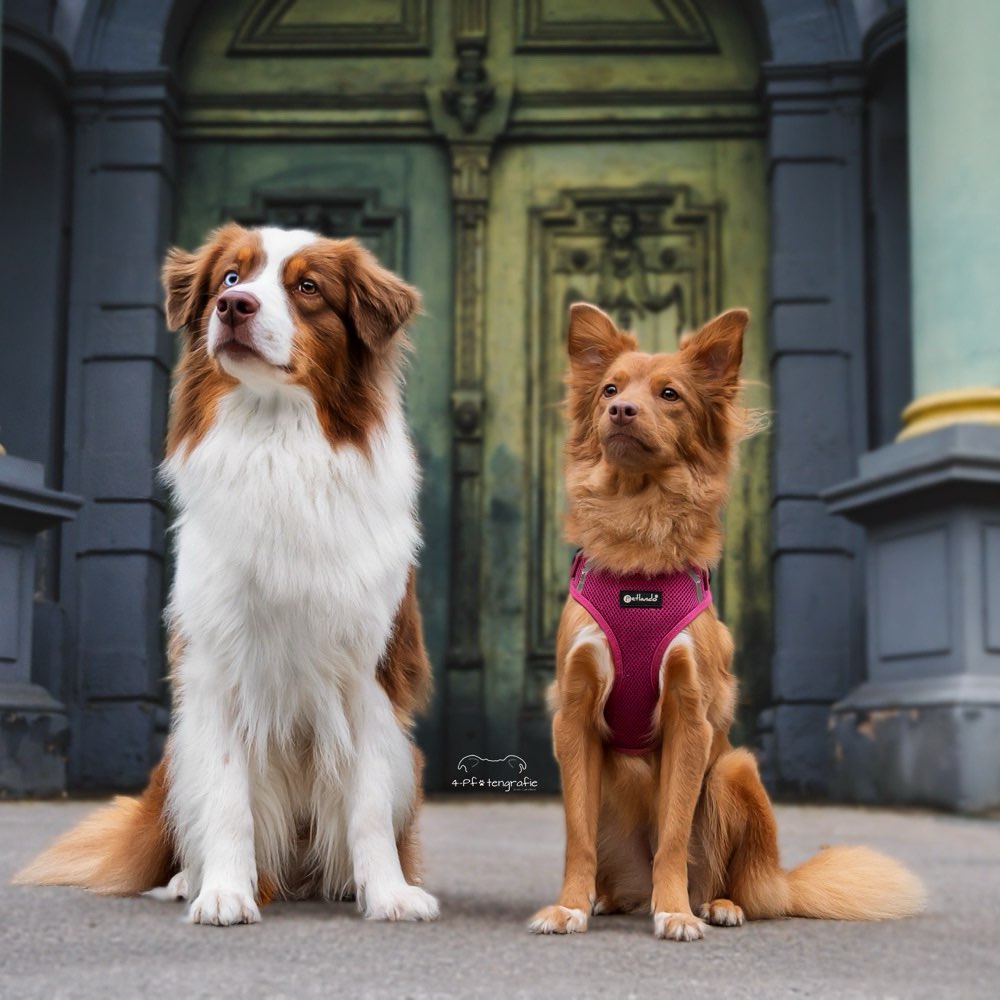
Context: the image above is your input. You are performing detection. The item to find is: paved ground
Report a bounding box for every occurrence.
[1,796,998,999]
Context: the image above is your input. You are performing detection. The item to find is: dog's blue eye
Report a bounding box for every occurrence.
[661,387,680,401]
[223,271,239,287]
[602,384,617,397]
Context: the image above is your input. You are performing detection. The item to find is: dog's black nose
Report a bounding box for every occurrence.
[608,400,638,425]
[216,290,260,327]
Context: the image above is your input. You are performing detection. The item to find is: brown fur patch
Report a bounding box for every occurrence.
[376,567,433,726]
[14,758,176,895]
[162,225,263,458]
[282,238,421,453]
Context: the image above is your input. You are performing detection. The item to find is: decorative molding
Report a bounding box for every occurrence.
[442,1,495,134]
[444,141,493,761]
[454,0,488,39]
[898,387,1000,441]
[515,0,717,53]
[525,186,721,685]
[1,18,71,92]
[179,92,430,141]
[442,41,495,133]
[230,0,432,56]
[863,8,906,71]
[226,188,406,270]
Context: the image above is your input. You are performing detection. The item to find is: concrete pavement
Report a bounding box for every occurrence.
[1,796,998,999]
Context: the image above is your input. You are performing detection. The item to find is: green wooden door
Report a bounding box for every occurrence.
[174,0,768,790]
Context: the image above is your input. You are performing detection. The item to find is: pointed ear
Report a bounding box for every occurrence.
[567,303,636,372]
[681,308,749,388]
[344,243,421,350]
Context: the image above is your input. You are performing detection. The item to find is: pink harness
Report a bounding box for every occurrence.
[568,551,712,754]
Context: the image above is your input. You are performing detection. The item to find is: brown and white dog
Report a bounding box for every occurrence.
[16,224,439,926]
[529,303,925,940]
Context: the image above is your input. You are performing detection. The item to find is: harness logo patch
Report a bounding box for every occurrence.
[619,590,662,607]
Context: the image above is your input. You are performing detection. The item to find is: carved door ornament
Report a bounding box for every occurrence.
[442,37,495,133]
[550,191,718,340]
[593,204,685,331]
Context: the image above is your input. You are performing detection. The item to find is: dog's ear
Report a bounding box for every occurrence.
[682,308,748,391]
[343,242,421,351]
[567,303,636,373]
[162,223,245,332]
[162,247,205,331]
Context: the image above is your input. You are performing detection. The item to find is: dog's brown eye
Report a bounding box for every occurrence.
[298,279,318,295]
[602,384,617,397]
[661,387,680,401]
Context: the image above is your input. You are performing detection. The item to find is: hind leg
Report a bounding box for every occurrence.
[594,815,651,915]
[690,748,788,923]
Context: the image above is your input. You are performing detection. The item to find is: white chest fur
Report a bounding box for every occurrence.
[162,384,420,742]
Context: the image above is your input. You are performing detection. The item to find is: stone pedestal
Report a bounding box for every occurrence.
[824,425,1000,812]
[0,454,82,796]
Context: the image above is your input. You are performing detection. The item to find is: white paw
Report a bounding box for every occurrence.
[363,883,439,922]
[145,870,190,902]
[528,905,588,934]
[654,910,706,941]
[188,886,261,926]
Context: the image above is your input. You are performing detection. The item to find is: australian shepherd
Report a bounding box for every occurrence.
[529,303,925,940]
[16,224,439,926]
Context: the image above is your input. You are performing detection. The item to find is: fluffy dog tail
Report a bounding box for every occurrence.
[785,844,926,921]
[13,760,175,895]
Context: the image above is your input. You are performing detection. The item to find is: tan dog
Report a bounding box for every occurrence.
[529,303,925,940]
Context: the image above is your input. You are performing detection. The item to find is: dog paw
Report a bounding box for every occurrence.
[698,899,744,927]
[528,905,588,934]
[653,910,706,941]
[363,884,439,922]
[146,870,190,902]
[188,886,261,926]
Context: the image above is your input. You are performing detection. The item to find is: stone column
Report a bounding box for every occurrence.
[900,0,1000,436]
[825,1,1000,811]
[59,72,178,787]
[759,63,869,796]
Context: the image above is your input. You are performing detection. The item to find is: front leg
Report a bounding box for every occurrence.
[651,635,712,941]
[167,655,260,926]
[529,628,608,934]
[345,676,438,922]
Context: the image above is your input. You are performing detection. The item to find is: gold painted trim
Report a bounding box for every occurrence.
[898,386,1000,440]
